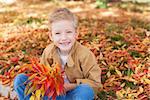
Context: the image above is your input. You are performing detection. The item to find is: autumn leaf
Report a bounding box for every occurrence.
[10,57,19,63]
[30,95,35,100]
[35,89,41,100]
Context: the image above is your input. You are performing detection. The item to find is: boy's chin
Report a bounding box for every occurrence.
[58,47,72,53]
[59,48,71,52]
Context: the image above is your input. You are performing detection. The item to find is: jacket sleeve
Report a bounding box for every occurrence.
[76,50,102,91]
[40,44,52,67]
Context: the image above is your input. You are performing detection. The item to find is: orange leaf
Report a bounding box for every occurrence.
[2,79,10,85]
[28,73,38,81]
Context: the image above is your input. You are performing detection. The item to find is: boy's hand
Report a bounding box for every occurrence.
[64,83,77,92]
[60,83,77,95]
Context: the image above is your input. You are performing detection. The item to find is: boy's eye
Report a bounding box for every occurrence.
[55,32,60,35]
[66,31,72,34]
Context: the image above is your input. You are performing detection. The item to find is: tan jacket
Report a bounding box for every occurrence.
[40,41,101,93]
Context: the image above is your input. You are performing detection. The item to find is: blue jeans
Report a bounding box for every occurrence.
[14,74,94,100]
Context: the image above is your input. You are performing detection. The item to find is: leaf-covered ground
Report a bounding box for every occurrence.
[0,0,150,99]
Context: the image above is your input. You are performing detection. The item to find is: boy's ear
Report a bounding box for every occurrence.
[48,32,53,41]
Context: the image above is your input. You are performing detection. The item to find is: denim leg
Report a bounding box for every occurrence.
[43,94,66,100]
[13,74,31,100]
[66,84,94,100]
[14,75,94,100]
[56,95,66,100]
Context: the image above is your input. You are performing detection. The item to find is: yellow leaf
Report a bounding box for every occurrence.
[109,65,115,69]
[115,69,122,77]
[106,71,111,77]
[121,76,138,83]
[35,89,41,100]
[120,82,125,88]
[135,64,142,74]
[30,95,35,100]
[105,46,112,51]
[126,87,131,93]
[101,61,107,66]
[139,86,143,93]
[25,83,37,96]
[144,78,150,84]
[116,91,124,98]
[142,37,150,44]
[40,85,45,97]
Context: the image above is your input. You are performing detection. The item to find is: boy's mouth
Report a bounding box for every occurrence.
[59,42,71,46]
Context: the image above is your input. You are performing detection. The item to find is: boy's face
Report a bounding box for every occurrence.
[50,20,77,53]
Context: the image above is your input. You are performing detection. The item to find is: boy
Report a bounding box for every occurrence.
[14,8,101,100]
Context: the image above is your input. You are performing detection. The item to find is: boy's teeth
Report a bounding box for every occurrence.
[60,42,69,45]
[62,42,69,45]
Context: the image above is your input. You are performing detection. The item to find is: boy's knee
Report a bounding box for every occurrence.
[14,74,28,87]
[76,84,94,98]
[78,84,93,92]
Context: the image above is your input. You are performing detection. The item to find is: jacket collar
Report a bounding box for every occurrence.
[49,41,78,67]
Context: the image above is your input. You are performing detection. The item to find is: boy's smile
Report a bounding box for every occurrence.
[50,20,77,54]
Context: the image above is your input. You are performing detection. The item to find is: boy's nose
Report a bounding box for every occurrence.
[61,34,67,39]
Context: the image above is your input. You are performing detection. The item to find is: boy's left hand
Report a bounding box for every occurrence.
[64,83,77,93]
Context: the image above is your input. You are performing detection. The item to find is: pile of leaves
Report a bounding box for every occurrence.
[0,2,150,99]
[77,16,150,99]
[0,58,64,100]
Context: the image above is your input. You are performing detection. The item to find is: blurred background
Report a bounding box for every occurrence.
[0,0,150,99]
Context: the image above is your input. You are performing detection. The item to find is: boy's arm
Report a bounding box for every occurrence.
[40,45,52,66]
[40,49,46,65]
[76,51,102,91]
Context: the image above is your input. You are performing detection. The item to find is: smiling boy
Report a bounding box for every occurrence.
[14,8,101,100]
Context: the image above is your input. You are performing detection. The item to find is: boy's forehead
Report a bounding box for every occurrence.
[51,20,74,26]
[51,20,75,31]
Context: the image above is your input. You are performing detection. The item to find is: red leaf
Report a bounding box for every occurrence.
[10,57,19,63]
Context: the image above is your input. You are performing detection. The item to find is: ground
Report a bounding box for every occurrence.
[0,0,150,99]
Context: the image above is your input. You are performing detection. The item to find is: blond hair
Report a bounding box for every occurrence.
[49,8,78,29]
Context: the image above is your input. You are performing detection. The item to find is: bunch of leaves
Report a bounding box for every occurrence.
[0,58,64,100]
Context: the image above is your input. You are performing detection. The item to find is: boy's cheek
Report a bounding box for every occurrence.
[50,35,59,42]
